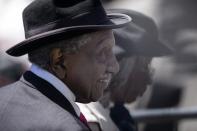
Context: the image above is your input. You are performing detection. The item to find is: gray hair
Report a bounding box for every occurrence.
[28,32,92,70]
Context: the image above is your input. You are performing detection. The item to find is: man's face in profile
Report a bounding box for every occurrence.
[110,56,152,103]
[64,30,119,103]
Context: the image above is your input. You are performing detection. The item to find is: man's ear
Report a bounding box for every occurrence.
[49,48,67,79]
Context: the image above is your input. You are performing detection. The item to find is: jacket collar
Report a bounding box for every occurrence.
[23,70,79,118]
[30,64,80,116]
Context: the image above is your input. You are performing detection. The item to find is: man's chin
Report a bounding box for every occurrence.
[76,94,102,103]
[91,94,103,102]
[76,97,91,103]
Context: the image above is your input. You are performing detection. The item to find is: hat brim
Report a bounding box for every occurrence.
[7,13,131,56]
[114,30,174,58]
[109,9,174,57]
[138,39,174,57]
[131,39,174,57]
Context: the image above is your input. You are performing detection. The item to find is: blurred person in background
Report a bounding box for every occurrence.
[158,0,197,76]
[0,0,132,130]
[77,9,173,131]
[140,0,197,131]
[0,53,26,87]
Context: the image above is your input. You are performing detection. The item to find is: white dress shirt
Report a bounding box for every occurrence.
[77,102,119,131]
[30,64,80,117]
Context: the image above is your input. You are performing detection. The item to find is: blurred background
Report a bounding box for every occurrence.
[1,0,197,131]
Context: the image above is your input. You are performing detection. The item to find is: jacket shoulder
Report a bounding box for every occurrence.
[0,80,88,131]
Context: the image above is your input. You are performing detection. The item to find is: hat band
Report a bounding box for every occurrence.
[26,8,112,38]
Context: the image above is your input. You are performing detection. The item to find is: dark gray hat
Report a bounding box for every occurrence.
[6,0,131,57]
[110,9,174,58]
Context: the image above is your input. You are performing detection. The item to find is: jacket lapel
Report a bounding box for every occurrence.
[23,71,78,118]
[23,71,92,131]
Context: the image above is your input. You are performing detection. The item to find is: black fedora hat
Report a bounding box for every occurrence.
[109,9,174,58]
[6,0,131,57]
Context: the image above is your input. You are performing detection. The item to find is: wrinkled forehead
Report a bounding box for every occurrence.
[77,29,115,51]
[93,30,115,47]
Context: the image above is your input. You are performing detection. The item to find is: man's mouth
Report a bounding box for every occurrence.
[98,74,112,89]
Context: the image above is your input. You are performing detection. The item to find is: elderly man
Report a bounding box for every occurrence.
[77,9,173,131]
[0,0,132,130]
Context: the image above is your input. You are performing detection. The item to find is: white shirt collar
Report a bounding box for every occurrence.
[30,64,80,116]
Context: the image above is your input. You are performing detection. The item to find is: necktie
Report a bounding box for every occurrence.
[80,113,93,131]
[80,112,88,126]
